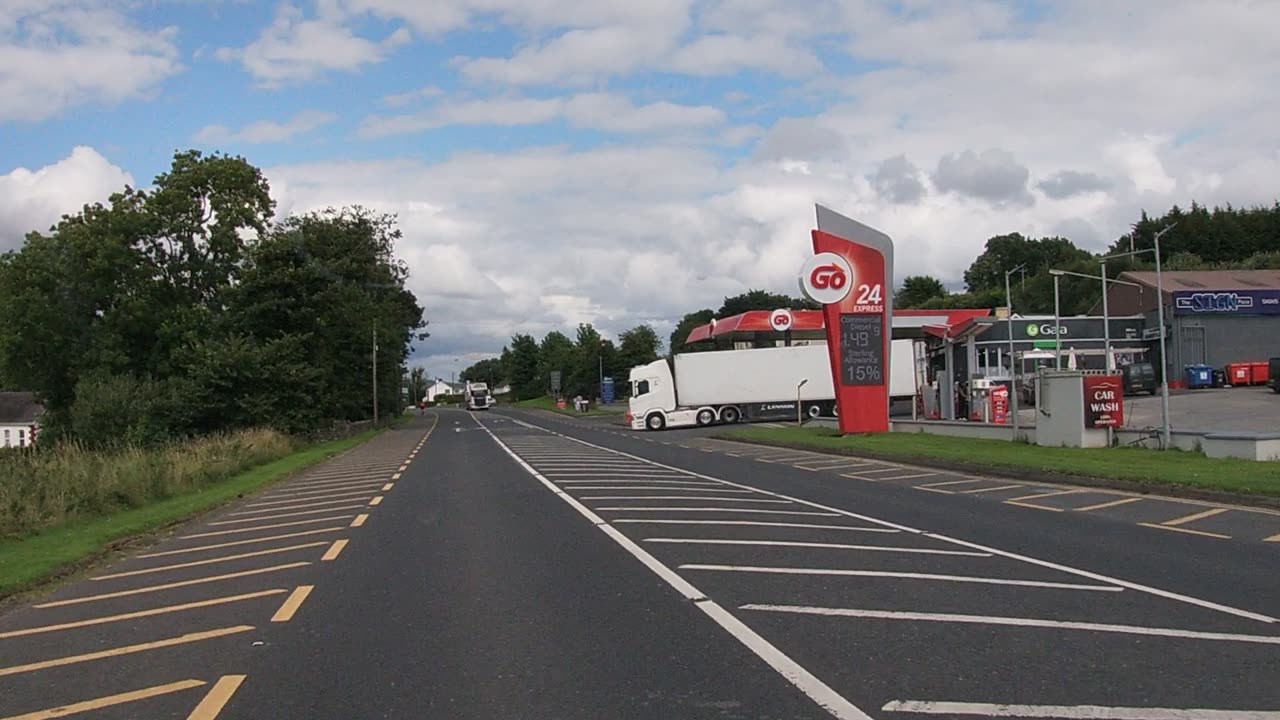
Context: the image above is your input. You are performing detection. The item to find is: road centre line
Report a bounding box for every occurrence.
[612,519,900,533]
[0,679,209,720]
[93,542,329,580]
[246,490,376,508]
[140,528,345,558]
[740,605,1280,647]
[0,627,254,678]
[1162,507,1230,527]
[594,507,837,516]
[186,675,248,720]
[209,506,368,525]
[35,563,311,608]
[182,516,355,538]
[271,586,314,622]
[879,700,1280,719]
[680,565,1121,591]
[644,539,991,557]
[226,498,372,517]
[579,496,792,503]
[476,415,873,720]
[1075,497,1144,512]
[350,514,369,528]
[0,590,286,640]
[321,539,349,561]
[502,416,1280,624]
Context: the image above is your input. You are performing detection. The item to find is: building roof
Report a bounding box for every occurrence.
[1121,270,1280,293]
[0,392,44,425]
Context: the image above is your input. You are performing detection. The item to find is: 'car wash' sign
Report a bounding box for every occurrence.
[1083,375,1124,428]
[1172,289,1280,316]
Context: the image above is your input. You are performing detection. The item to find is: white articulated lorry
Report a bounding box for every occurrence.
[627,340,917,431]
[464,381,493,411]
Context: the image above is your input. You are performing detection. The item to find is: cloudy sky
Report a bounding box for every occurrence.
[2,1,1278,378]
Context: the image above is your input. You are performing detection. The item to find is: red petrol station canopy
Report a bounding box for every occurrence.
[684,308,990,346]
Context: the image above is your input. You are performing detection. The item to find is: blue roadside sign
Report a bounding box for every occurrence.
[601,377,615,404]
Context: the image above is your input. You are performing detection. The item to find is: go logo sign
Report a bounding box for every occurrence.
[800,253,854,305]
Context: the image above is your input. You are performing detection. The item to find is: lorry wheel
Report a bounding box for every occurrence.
[806,404,822,419]
[696,409,715,426]
[646,413,667,431]
[720,406,741,424]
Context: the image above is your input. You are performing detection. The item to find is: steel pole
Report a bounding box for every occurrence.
[1155,231,1172,449]
[1054,275,1062,370]
[372,321,379,425]
[1006,270,1019,440]
[1101,261,1112,372]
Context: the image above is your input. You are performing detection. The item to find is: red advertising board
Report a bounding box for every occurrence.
[990,384,1009,425]
[1083,375,1124,428]
[800,207,894,434]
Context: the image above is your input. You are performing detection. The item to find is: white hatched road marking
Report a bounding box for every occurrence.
[580,496,793,503]
[612,519,900,533]
[679,565,1121,592]
[644,538,991,557]
[880,700,1280,719]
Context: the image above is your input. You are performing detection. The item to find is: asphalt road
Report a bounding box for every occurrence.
[0,408,1276,719]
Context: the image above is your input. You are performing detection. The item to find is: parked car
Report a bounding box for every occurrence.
[1121,362,1157,395]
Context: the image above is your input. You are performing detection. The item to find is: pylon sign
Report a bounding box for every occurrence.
[798,205,895,434]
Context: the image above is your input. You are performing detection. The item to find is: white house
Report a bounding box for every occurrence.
[0,392,44,448]
[423,379,465,403]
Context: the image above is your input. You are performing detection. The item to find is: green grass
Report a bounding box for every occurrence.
[513,396,624,416]
[719,426,1280,497]
[0,430,378,599]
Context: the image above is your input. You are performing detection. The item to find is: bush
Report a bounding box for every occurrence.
[69,374,196,448]
[0,428,294,539]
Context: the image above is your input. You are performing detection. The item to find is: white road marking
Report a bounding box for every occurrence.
[645,539,991,557]
[595,507,837,516]
[558,485,754,493]
[740,605,1280,646]
[680,565,1121,591]
[612,519,900,533]
[579,496,792,503]
[880,700,1280,719]
[503,416,1277,625]
[473,414,874,720]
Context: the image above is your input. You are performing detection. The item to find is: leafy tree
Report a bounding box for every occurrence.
[616,324,662,374]
[717,289,816,318]
[538,331,576,394]
[507,334,542,400]
[407,367,428,404]
[460,358,505,385]
[895,275,947,308]
[669,309,714,353]
[569,324,605,397]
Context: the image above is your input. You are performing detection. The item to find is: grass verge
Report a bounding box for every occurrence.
[513,396,623,417]
[0,429,378,600]
[718,426,1280,499]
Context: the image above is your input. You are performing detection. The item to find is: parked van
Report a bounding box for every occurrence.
[1121,362,1156,396]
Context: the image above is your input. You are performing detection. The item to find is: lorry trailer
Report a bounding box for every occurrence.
[627,341,917,431]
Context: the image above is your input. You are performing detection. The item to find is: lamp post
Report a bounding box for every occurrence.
[796,378,809,426]
[1005,264,1026,440]
[1049,270,1063,369]
[1098,220,1176,448]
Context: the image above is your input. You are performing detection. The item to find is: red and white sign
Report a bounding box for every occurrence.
[769,308,794,332]
[799,252,854,305]
[990,384,1009,425]
[1083,375,1124,428]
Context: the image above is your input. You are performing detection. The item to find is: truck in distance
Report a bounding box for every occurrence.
[627,341,917,431]
[464,381,494,411]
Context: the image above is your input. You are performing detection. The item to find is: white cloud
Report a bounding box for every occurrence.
[359,93,724,138]
[0,1,182,121]
[194,110,338,145]
[0,146,133,250]
[215,3,408,87]
[382,85,444,107]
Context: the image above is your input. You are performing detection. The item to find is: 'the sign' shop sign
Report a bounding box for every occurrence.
[1083,375,1124,428]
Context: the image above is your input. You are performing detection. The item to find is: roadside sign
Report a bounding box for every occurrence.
[1142,326,1165,340]
[769,308,794,332]
[550,370,562,394]
[601,377,615,404]
[990,384,1009,424]
[1083,375,1124,428]
[801,205,895,434]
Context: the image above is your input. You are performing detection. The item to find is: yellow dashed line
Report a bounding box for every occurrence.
[270,586,314,622]
[1074,497,1144,512]
[368,496,383,506]
[186,675,247,720]
[382,483,394,491]
[36,564,310,608]
[0,679,208,720]
[1162,507,1229,527]
[0,627,253,678]
[391,472,402,480]
[321,539,349,561]
[350,514,369,528]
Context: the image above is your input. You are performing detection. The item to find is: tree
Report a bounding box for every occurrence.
[963,234,1091,293]
[569,324,604,397]
[538,331,576,394]
[895,275,947,308]
[407,367,428,404]
[460,358,505,385]
[616,324,662,375]
[717,289,816,318]
[669,309,714,353]
[507,334,542,400]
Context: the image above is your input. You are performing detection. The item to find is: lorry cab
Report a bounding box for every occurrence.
[628,360,677,430]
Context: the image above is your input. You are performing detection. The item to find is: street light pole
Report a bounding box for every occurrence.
[372,318,378,426]
[1005,264,1025,440]
[1101,260,1112,372]
[796,378,809,426]
[1153,222,1177,449]
[1051,271,1062,370]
